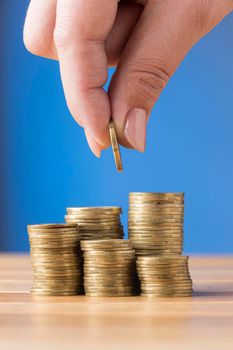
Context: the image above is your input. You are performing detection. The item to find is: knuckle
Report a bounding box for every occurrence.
[193,0,213,32]
[126,63,169,102]
[196,0,233,27]
[183,0,228,34]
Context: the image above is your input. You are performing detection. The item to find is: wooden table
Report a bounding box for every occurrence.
[0,254,233,350]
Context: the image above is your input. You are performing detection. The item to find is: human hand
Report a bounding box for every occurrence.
[24,0,233,157]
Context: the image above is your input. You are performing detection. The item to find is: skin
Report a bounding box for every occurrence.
[23,0,233,157]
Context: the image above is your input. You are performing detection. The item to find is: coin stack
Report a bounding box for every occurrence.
[81,239,138,296]
[137,255,192,297]
[65,207,124,241]
[128,193,184,256]
[129,192,192,297]
[28,224,83,296]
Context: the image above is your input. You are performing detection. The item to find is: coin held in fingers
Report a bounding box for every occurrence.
[109,120,123,172]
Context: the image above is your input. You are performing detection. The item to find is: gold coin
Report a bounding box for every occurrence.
[137,274,191,279]
[67,206,122,212]
[83,260,135,265]
[128,211,184,216]
[65,216,120,223]
[140,293,192,297]
[129,222,183,227]
[84,265,135,270]
[28,223,77,230]
[137,267,189,273]
[31,290,82,296]
[137,255,188,261]
[84,286,136,292]
[129,202,184,206]
[129,229,183,234]
[140,269,191,273]
[109,120,123,172]
[129,231,183,236]
[129,192,184,197]
[81,239,131,249]
[84,292,136,297]
[135,250,182,255]
[130,202,184,206]
[81,235,123,240]
[82,245,132,251]
[128,206,184,212]
[132,246,183,251]
[140,289,193,295]
[130,239,183,245]
[130,236,182,242]
[84,271,135,276]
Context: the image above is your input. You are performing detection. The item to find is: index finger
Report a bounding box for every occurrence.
[54,0,118,148]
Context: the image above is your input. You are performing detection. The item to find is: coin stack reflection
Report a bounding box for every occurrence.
[65,207,123,240]
[81,239,138,296]
[28,224,83,296]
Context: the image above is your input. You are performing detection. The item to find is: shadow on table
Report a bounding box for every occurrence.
[192,290,233,299]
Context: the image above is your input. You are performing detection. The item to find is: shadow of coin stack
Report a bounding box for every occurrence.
[128,193,193,297]
[81,239,138,296]
[28,224,83,296]
[65,207,123,240]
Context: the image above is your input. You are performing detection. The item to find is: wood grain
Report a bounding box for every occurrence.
[0,254,233,350]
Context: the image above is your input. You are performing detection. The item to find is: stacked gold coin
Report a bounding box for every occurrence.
[128,193,184,255]
[137,255,192,297]
[81,239,138,296]
[65,207,124,240]
[28,224,83,296]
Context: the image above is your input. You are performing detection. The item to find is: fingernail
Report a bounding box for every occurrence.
[124,108,147,152]
[85,130,102,158]
[84,125,106,148]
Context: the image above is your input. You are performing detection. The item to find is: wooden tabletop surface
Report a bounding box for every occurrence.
[0,254,233,350]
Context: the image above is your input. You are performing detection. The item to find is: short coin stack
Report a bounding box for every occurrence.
[65,207,124,241]
[128,193,184,256]
[81,239,138,296]
[28,224,83,296]
[137,255,192,297]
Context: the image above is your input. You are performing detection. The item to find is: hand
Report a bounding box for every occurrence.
[24,0,233,157]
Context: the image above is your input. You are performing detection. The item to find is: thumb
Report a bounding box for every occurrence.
[109,0,233,152]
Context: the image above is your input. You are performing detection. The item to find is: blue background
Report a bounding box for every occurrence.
[1,1,233,253]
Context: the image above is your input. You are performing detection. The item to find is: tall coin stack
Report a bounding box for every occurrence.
[137,255,192,297]
[128,192,193,297]
[65,207,123,240]
[128,193,184,255]
[28,224,83,296]
[81,239,138,296]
